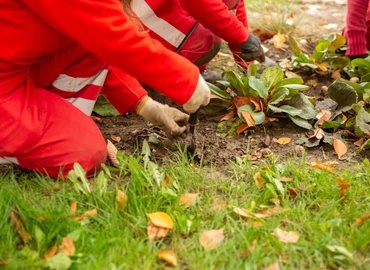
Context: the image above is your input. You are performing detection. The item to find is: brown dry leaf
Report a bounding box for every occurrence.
[107,140,120,166]
[233,96,254,109]
[308,128,325,140]
[237,239,258,258]
[307,77,318,87]
[158,250,177,266]
[273,137,291,145]
[307,161,335,173]
[312,59,328,72]
[0,260,9,266]
[280,176,293,183]
[252,28,276,41]
[354,137,364,147]
[110,134,121,143]
[337,179,350,199]
[233,207,254,218]
[265,260,281,270]
[285,12,294,25]
[316,109,332,125]
[69,202,77,215]
[243,220,264,228]
[210,198,228,211]
[179,193,199,209]
[241,111,256,127]
[220,110,235,121]
[356,214,370,225]
[287,188,299,198]
[58,237,75,256]
[74,208,98,221]
[263,117,278,125]
[51,186,60,192]
[273,33,287,50]
[147,221,170,242]
[199,228,225,250]
[43,245,57,259]
[272,228,300,243]
[116,189,128,212]
[90,115,102,123]
[331,69,341,79]
[161,173,173,188]
[146,212,174,229]
[333,138,347,159]
[9,205,32,244]
[255,206,281,218]
[253,172,266,188]
[237,124,249,135]
[344,130,356,137]
[285,70,301,78]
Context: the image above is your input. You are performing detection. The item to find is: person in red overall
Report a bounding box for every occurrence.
[128,0,265,75]
[0,0,215,178]
[344,0,370,58]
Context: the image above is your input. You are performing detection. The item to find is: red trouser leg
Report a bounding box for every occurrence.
[0,42,108,178]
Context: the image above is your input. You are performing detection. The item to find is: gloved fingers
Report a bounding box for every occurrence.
[171,107,189,124]
[240,51,263,62]
[162,119,187,139]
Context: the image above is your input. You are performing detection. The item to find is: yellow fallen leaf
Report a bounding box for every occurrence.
[285,70,301,79]
[307,77,318,87]
[233,207,255,218]
[265,260,281,270]
[312,59,328,72]
[0,260,9,266]
[331,69,341,79]
[161,173,173,188]
[272,228,300,243]
[146,212,174,229]
[58,237,75,256]
[158,250,177,266]
[354,137,364,147]
[69,202,77,215]
[242,220,264,228]
[273,33,286,50]
[356,214,370,225]
[307,161,334,173]
[147,221,170,242]
[279,176,293,182]
[210,198,228,211]
[316,109,331,125]
[253,172,266,188]
[107,140,120,166]
[220,110,235,122]
[199,228,225,250]
[273,137,291,145]
[333,138,347,159]
[116,190,128,212]
[241,110,256,127]
[255,206,281,219]
[43,245,57,259]
[74,208,98,221]
[308,128,325,140]
[179,193,199,209]
[110,134,121,143]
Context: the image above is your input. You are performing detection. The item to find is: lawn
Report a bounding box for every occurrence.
[1,144,369,269]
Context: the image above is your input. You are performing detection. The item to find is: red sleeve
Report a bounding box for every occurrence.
[176,0,249,45]
[22,0,199,107]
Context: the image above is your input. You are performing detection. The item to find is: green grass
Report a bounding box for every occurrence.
[0,146,370,269]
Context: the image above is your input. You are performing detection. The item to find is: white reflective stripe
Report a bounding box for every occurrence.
[0,157,19,165]
[131,0,186,47]
[52,69,108,92]
[67,97,97,116]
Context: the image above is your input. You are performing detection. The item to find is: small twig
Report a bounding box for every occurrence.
[320,146,327,160]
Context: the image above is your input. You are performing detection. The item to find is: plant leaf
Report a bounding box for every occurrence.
[223,71,248,96]
[269,87,289,105]
[333,138,347,159]
[179,193,199,209]
[272,228,300,243]
[207,83,231,100]
[247,64,258,77]
[260,67,285,90]
[238,105,265,125]
[289,115,313,129]
[58,237,75,256]
[199,228,225,250]
[268,105,302,116]
[146,212,174,229]
[107,140,120,166]
[248,76,269,98]
[328,80,358,113]
[275,78,304,88]
[273,137,292,145]
[93,95,120,116]
[288,93,316,120]
[46,253,72,270]
[289,35,301,56]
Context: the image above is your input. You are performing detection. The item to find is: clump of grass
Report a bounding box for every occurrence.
[0,146,369,269]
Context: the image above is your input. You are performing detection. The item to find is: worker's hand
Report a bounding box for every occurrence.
[136,97,189,138]
[238,33,265,63]
[183,75,211,113]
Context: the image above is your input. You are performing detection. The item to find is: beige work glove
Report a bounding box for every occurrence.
[136,97,189,138]
[182,75,211,113]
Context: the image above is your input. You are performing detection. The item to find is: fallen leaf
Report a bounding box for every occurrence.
[199,228,225,250]
[147,221,170,242]
[237,124,249,135]
[354,137,364,147]
[233,207,254,218]
[273,137,291,145]
[233,96,254,109]
[116,190,128,212]
[312,59,328,71]
[287,188,299,198]
[161,173,173,188]
[285,12,294,25]
[146,212,174,229]
[307,161,335,173]
[356,214,370,225]
[279,176,293,182]
[272,228,300,243]
[273,33,287,50]
[242,220,264,228]
[241,111,256,127]
[9,205,32,244]
[333,138,347,159]
[90,115,102,123]
[255,206,281,218]
[44,245,57,259]
[285,70,301,78]
[344,130,356,137]
[265,260,281,270]
[58,237,75,256]
[307,77,318,87]
[74,208,98,221]
[0,260,9,266]
[331,69,341,79]
[69,202,77,215]
[308,128,325,140]
[337,179,350,199]
[158,250,177,266]
[51,186,60,191]
[237,239,258,258]
[210,198,228,211]
[253,172,266,188]
[110,134,121,143]
[252,28,275,41]
[179,193,199,209]
[220,110,235,121]
[263,117,279,125]
[107,140,120,166]
[316,109,332,125]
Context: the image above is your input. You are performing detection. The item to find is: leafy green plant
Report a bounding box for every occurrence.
[344,57,370,83]
[208,65,315,135]
[290,34,350,73]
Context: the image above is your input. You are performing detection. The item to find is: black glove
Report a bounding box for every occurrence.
[238,33,265,63]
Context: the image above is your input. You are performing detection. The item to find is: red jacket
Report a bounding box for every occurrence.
[0,0,199,113]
